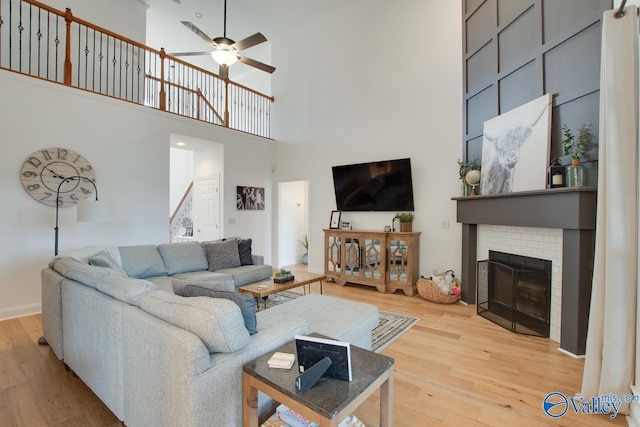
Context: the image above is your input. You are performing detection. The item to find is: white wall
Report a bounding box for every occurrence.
[277,180,308,267]
[0,70,273,320]
[169,146,194,215]
[270,0,464,276]
[43,0,147,43]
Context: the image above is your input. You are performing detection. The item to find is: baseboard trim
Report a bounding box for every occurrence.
[0,303,42,321]
[556,347,585,359]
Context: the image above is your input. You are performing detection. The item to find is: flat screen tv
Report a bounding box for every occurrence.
[332,158,415,212]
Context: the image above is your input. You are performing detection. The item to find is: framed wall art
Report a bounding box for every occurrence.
[340,221,352,230]
[329,211,341,229]
[479,93,552,195]
[237,186,265,210]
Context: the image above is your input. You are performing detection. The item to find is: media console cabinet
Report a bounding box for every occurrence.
[323,229,420,296]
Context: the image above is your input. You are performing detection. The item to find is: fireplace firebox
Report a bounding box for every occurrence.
[477,251,552,337]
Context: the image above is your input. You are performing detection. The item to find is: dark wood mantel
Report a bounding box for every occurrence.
[453,187,597,355]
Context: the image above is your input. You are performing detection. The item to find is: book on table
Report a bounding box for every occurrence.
[267,352,296,370]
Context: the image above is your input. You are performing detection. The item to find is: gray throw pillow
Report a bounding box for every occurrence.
[238,238,253,265]
[203,240,241,271]
[88,251,128,277]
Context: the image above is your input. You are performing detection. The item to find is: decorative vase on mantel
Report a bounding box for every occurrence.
[462,179,472,197]
[566,158,585,187]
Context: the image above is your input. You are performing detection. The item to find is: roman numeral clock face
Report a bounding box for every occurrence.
[20,148,97,207]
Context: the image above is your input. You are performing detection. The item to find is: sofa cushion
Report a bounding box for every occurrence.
[50,257,115,288]
[170,271,234,283]
[256,294,379,350]
[238,238,253,265]
[139,290,251,353]
[203,240,241,271]
[95,275,158,306]
[172,282,257,335]
[55,245,121,264]
[216,264,273,287]
[50,256,156,305]
[118,245,168,279]
[172,278,235,294]
[88,251,128,277]
[157,242,208,275]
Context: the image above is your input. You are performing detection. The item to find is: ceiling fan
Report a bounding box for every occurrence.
[169,0,276,80]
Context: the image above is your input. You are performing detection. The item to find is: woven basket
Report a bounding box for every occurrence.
[417,278,460,304]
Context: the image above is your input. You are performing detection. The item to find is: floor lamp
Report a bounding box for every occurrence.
[54,176,113,256]
[40,177,113,345]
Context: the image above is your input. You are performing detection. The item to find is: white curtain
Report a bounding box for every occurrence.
[581,5,638,416]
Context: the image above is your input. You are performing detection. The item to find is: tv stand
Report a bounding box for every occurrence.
[323,229,420,296]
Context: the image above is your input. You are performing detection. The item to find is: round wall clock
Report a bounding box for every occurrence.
[20,147,97,207]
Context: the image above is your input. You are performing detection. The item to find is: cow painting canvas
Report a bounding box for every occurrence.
[479,94,552,195]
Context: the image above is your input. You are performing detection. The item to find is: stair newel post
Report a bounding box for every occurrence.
[224,79,230,128]
[159,48,167,111]
[63,8,73,86]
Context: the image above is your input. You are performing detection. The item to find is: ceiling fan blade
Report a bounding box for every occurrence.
[219,64,229,80]
[232,32,267,52]
[181,21,217,47]
[236,54,276,74]
[169,51,214,57]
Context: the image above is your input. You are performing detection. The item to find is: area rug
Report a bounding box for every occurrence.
[263,291,419,353]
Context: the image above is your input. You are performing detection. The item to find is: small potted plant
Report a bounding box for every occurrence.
[562,122,592,187]
[396,212,415,232]
[274,267,294,283]
[562,122,592,165]
[298,235,309,265]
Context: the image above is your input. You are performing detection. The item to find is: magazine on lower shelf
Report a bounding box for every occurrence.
[276,404,318,427]
[273,404,365,427]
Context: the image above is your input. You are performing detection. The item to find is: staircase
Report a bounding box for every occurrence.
[170,183,193,243]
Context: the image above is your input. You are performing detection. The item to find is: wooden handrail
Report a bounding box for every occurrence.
[170,181,194,225]
[228,80,275,102]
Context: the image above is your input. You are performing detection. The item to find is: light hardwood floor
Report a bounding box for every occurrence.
[0,269,625,427]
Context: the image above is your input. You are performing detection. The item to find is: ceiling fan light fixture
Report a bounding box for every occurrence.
[211,48,238,66]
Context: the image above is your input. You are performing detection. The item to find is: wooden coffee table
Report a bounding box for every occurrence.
[239,271,326,310]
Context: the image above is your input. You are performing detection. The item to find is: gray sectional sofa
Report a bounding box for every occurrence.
[40,241,379,427]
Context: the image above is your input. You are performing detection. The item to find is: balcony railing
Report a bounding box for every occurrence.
[0,0,274,138]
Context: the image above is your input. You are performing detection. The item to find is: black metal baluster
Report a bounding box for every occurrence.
[111,37,116,96]
[83,25,89,89]
[98,32,103,93]
[28,4,32,75]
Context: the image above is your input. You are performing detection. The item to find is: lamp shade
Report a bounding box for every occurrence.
[77,199,114,222]
[211,49,238,66]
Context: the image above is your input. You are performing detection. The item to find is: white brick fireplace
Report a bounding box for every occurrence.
[455,187,596,356]
[476,225,563,342]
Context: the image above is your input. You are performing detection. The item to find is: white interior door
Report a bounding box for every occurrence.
[195,176,220,242]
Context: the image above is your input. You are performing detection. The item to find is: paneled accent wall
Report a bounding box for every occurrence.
[462,0,611,185]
